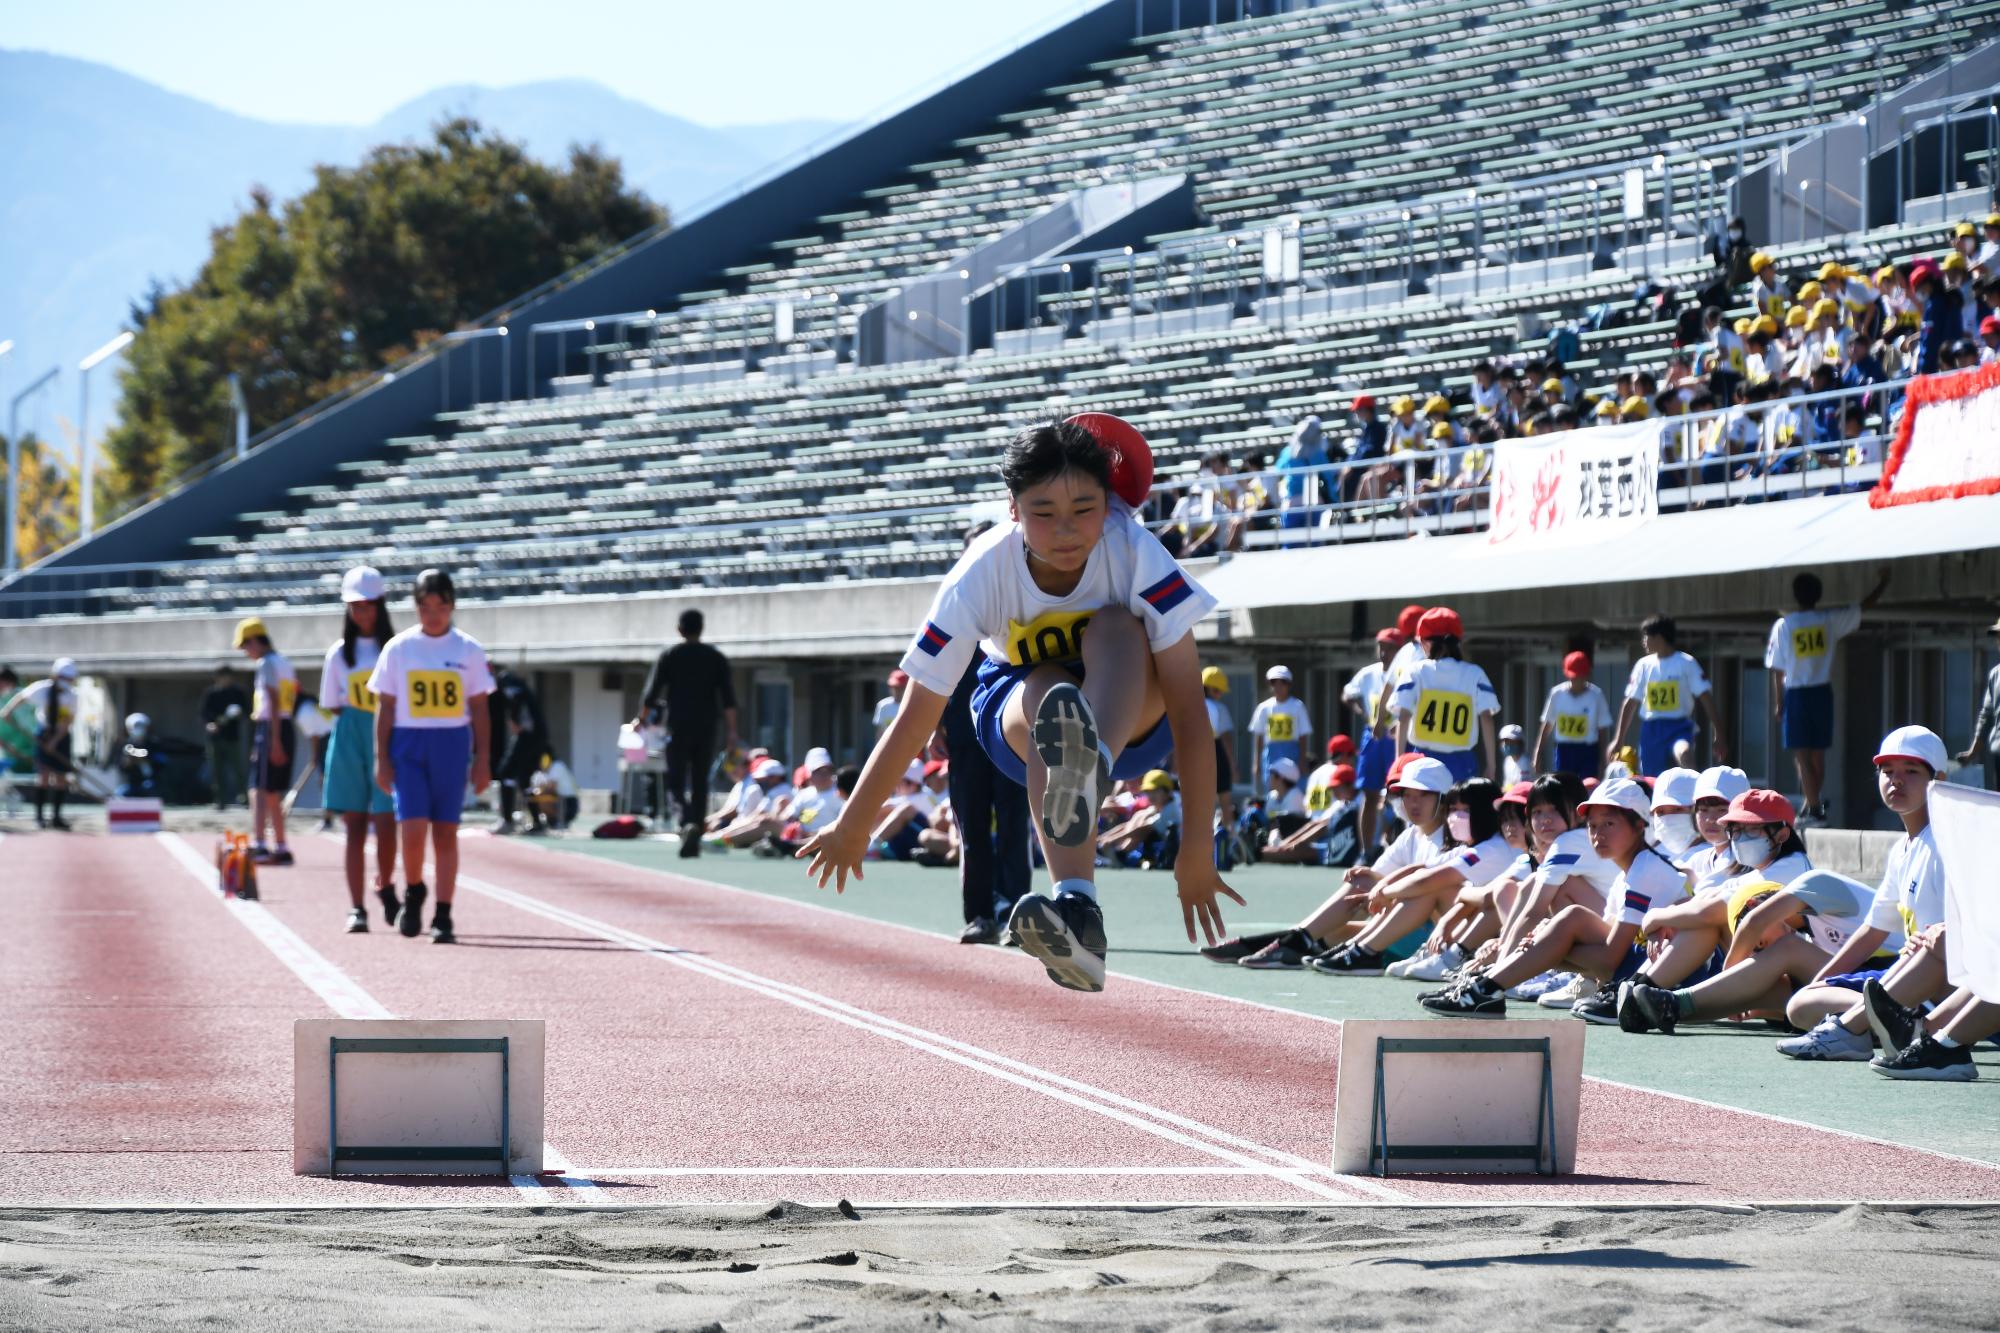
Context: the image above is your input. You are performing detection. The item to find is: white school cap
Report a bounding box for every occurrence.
[1873,725,1948,775]
[51,657,78,681]
[1270,757,1301,783]
[1390,755,1454,794]
[804,746,834,772]
[1692,765,1750,804]
[904,759,926,783]
[1578,776,1652,819]
[1266,665,1293,682]
[341,566,386,603]
[1652,767,1702,809]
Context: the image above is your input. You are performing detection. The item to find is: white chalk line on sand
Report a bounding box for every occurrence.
[156,832,604,1204]
[565,1165,1336,1177]
[507,837,2000,1183]
[456,870,1400,1203]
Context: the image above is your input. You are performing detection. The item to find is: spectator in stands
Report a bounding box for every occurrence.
[1703,307,1746,405]
[638,608,740,858]
[1954,615,2000,790]
[874,669,907,739]
[1274,414,1326,534]
[1534,651,1612,780]
[1767,567,1891,824]
[1916,257,1965,369]
[1249,665,1310,784]
[1235,452,1270,529]
[1343,395,1386,503]
[1980,316,2000,363]
[1470,362,1504,417]
[1749,252,1787,321]
[1390,607,1499,782]
[1605,613,1724,776]
[200,663,250,809]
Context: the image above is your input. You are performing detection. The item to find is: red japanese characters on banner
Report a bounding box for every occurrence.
[1870,361,2000,507]
[1486,419,1661,546]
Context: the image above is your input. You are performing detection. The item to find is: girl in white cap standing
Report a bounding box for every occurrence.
[319,567,398,932]
[1249,665,1312,785]
[0,657,81,829]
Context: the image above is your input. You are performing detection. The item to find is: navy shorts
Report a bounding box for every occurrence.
[388,726,472,824]
[971,657,1173,788]
[1554,741,1600,780]
[1782,684,1834,751]
[1637,716,1695,776]
[1357,732,1396,791]
[1818,960,1899,992]
[249,719,295,793]
[1416,747,1479,783]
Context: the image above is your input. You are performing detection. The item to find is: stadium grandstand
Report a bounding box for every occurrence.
[7,0,2000,823]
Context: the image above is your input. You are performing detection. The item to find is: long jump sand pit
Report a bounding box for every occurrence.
[5,1202,1997,1329]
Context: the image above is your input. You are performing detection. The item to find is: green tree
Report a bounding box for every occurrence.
[102,118,665,506]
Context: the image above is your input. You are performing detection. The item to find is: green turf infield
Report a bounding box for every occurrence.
[539,837,2000,1167]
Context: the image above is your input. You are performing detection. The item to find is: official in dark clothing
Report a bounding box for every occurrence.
[199,665,250,808]
[637,609,739,857]
[489,666,551,834]
[945,656,1030,943]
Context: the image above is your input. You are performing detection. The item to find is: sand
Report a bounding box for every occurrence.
[4,1202,1996,1330]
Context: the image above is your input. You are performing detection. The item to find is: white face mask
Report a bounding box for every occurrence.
[1730,832,1776,869]
[1654,812,1699,855]
[1447,811,1473,843]
[1389,796,1408,824]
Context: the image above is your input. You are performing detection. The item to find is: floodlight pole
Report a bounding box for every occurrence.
[7,364,61,575]
[77,330,135,540]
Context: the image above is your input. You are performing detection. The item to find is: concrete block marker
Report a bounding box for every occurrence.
[105,796,162,832]
[294,1019,545,1177]
[1332,1019,1583,1177]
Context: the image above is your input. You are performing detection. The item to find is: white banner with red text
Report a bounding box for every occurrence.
[1486,419,1661,546]
[1870,361,2000,507]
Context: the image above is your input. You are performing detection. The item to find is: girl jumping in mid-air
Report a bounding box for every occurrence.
[798,416,1242,992]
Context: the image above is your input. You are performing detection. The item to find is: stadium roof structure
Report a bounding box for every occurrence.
[1198,490,2000,616]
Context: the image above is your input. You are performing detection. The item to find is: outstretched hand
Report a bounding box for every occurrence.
[1174,859,1246,945]
[795,814,868,894]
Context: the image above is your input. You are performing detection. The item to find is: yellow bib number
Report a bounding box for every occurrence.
[257,679,298,721]
[1306,781,1331,814]
[345,674,379,714]
[1791,625,1828,658]
[1411,689,1473,748]
[1266,712,1296,742]
[407,670,464,721]
[1005,609,1092,667]
[1898,903,1919,940]
[1555,712,1590,741]
[1644,680,1681,715]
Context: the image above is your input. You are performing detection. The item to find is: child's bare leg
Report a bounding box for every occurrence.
[1675,938,1825,1021]
[1646,926,1722,987]
[400,818,430,885]
[433,823,459,904]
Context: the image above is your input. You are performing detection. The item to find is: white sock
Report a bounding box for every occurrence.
[1053,876,1097,903]
[1935,1034,1962,1049]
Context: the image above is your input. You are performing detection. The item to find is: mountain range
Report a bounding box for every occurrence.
[0,49,842,455]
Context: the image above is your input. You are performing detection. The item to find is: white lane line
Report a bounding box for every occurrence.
[157,832,597,1204]
[567,1165,1335,1177]
[458,872,1392,1202]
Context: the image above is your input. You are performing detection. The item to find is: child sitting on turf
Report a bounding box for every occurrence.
[1262,757,1309,844]
[872,760,947,860]
[1098,768,1182,868]
[797,417,1240,994]
[1261,745,1361,866]
[711,758,795,848]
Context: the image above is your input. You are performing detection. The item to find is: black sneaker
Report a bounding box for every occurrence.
[429,907,455,945]
[1571,982,1622,1025]
[266,848,294,867]
[1308,945,1387,976]
[677,823,701,859]
[1863,978,1923,1057]
[1618,981,1678,1035]
[1007,891,1107,993]
[377,885,402,929]
[1031,683,1109,849]
[344,907,369,934]
[1871,1035,1977,1081]
[959,916,999,945]
[1420,979,1505,1018]
[398,882,428,938]
[1199,929,1289,964]
[491,816,516,835]
[48,815,72,832]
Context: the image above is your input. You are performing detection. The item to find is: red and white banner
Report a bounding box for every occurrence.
[1486,419,1660,546]
[1871,361,2000,507]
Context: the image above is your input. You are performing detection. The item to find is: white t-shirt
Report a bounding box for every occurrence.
[1373,822,1445,876]
[786,783,846,831]
[1146,789,1184,833]
[1343,662,1389,731]
[1206,698,1235,739]
[1391,657,1499,754]
[13,679,77,730]
[1533,827,1623,899]
[1541,682,1613,747]
[1684,841,1738,893]
[1609,847,1692,927]
[1248,697,1312,749]
[1785,870,1884,957]
[253,652,299,722]
[1267,785,1308,819]
[872,696,899,731]
[1721,849,1811,900]
[1765,606,1862,690]
[320,639,385,716]
[1624,651,1710,721]
[1443,833,1515,888]
[724,775,762,818]
[896,504,1216,696]
[367,626,496,729]
[1304,761,1350,816]
[1864,824,1945,941]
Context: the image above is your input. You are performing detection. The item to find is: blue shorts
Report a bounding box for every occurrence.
[1782,684,1834,751]
[1637,716,1695,777]
[1415,747,1479,783]
[1554,741,1601,780]
[323,709,393,815]
[1260,738,1301,781]
[1357,732,1396,791]
[388,726,472,824]
[1616,942,1724,987]
[882,814,928,860]
[971,657,1173,788]
[1818,959,1900,992]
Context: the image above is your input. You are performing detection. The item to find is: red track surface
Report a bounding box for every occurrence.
[5,828,1999,1208]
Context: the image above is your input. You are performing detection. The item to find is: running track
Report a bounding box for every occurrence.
[5,828,1998,1208]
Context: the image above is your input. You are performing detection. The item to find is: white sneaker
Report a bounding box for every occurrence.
[1385,953,1420,978]
[1536,973,1590,1008]
[1398,946,1465,983]
[1506,970,1563,1001]
[1776,1016,1872,1061]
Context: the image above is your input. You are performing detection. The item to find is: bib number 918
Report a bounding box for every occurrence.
[407,671,463,720]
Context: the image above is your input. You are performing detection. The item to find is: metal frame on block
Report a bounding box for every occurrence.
[1369,1036,1556,1177]
[327,1037,510,1178]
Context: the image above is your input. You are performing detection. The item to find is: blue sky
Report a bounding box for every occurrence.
[5,0,1095,126]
